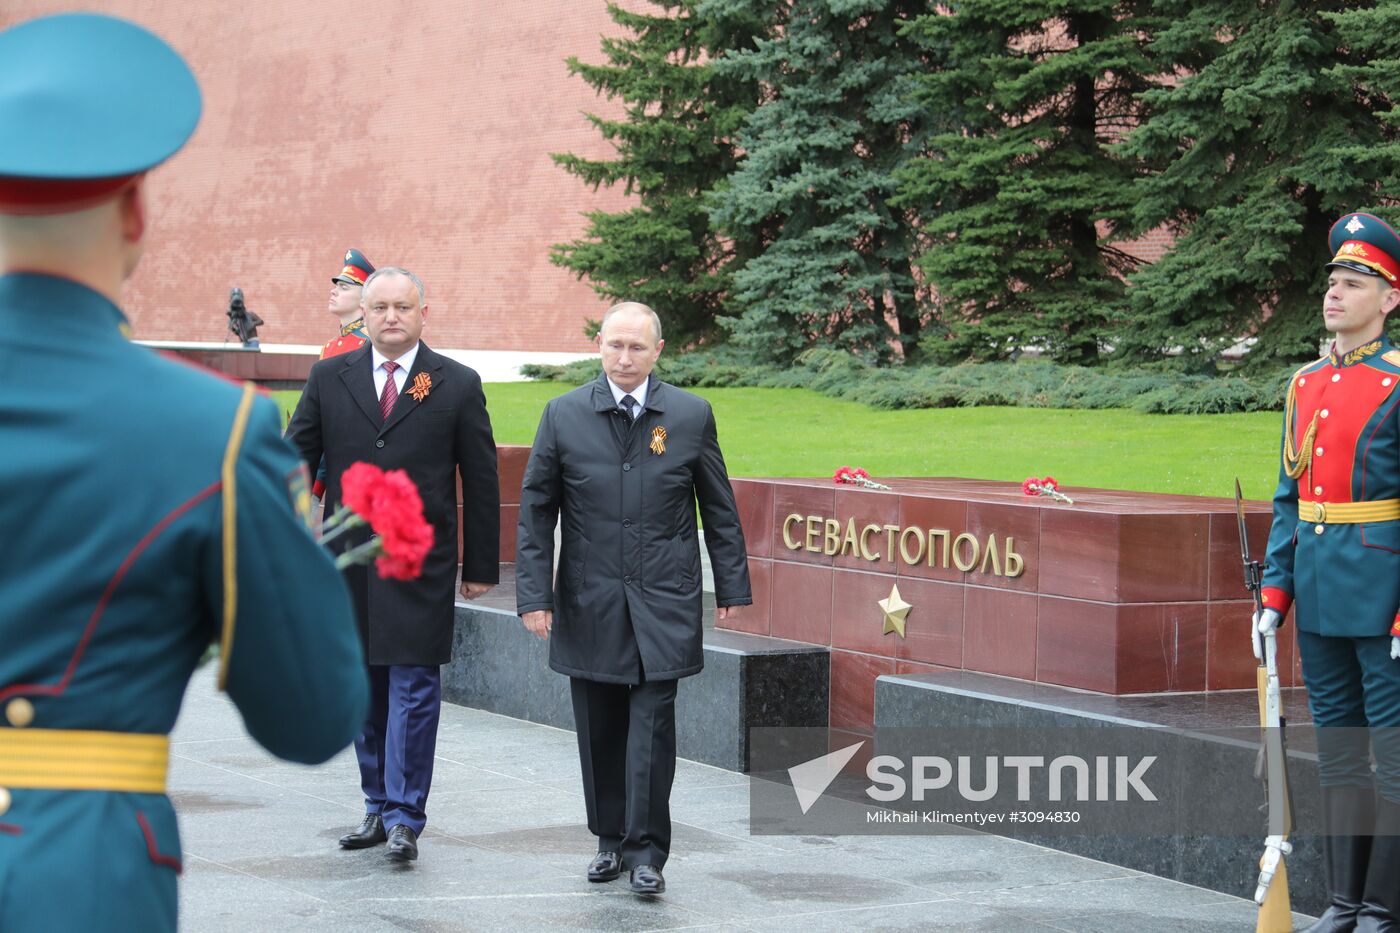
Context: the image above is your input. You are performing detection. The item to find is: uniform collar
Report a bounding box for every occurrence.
[339,317,366,337]
[0,272,131,339]
[1328,334,1392,368]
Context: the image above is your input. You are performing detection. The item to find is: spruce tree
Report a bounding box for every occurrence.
[1119,0,1399,369]
[551,2,765,347]
[704,0,932,365]
[1323,3,1400,347]
[894,1,1155,364]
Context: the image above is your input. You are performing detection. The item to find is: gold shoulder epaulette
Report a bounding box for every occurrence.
[1384,350,1400,367]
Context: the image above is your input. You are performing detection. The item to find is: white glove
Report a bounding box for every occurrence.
[1391,635,1399,661]
[1252,608,1282,660]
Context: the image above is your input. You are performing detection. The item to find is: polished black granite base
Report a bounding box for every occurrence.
[875,671,1328,917]
[444,602,829,772]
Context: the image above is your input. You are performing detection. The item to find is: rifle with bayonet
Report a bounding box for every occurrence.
[1235,479,1293,933]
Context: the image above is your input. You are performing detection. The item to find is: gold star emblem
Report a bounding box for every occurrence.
[877,583,912,638]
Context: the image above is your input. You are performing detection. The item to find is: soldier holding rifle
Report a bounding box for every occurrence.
[1256,212,1400,932]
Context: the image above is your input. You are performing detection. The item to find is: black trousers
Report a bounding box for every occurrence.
[569,676,679,870]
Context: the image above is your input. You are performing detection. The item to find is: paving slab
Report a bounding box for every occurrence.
[172,668,1312,932]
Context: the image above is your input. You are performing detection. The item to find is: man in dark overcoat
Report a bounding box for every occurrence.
[289,266,500,862]
[516,302,751,895]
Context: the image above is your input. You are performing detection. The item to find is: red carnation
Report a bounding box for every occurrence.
[365,469,434,580]
[1021,477,1040,496]
[1042,476,1058,491]
[323,462,433,581]
[340,462,385,518]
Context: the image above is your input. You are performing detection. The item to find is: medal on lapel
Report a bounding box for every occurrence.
[409,372,432,402]
[650,426,667,456]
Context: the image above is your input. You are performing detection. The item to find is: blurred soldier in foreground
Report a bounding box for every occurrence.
[0,13,368,931]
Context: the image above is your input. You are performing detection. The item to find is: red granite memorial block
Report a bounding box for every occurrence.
[831,650,895,732]
[771,482,836,567]
[1206,600,1300,691]
[831,568,907,655]
[1036,598,1208,693]
[1207,509,1272,601]
[962,587,1038,681]
[833,486,900,572]
[496,444,529,506]
[723,558,773,636]
[731,479,774,559]
[895,493,967,584]
[717,478,1279,701]
[769,560,834,646]
[1035,597,1119,693]
[1113,602,1208,693]
[891,576,965,669]
[1040,510,1209,603]
[895,660,959,677]
[964,499,1041,593]
[497,504,519,563]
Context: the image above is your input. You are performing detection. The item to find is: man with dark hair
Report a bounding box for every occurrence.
[0,14,367,931]
[1256,212,1400,932]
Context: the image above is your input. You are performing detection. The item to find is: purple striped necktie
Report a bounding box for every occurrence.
[379,361,399,421]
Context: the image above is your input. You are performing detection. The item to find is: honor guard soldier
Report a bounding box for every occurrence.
[313,249,375,498]
[322,248,375,359]
[1257,211,1400,932]
[0,14,368,932]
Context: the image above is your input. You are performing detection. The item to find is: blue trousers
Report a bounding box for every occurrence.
[354,664,441,834]
[1298,631,1400,803]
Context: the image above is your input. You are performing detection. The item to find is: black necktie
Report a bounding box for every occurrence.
[619,394,637,421]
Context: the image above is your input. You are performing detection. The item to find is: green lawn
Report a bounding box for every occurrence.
[273,384,1283,499]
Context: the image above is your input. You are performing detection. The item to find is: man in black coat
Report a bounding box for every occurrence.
[288,267,500,863]
[516,302,751,895]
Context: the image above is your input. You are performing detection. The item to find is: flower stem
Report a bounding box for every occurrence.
[334,538,382,570]
[319,512,366,547]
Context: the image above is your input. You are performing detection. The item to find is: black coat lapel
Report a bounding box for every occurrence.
[338,345,382,428]
[380,343,444,437]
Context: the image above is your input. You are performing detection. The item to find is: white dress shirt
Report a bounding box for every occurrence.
[607,377,648,419]
[372,342,420,398]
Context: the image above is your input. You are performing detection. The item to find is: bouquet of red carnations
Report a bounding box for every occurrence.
[320,462,434,580]
[1021,475,1073,505]
[833,465,892,491]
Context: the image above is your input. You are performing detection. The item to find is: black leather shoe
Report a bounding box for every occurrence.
[629,864,665,895]
[385,825,419,862]
[587,851,623,882]
[338,813,387,849]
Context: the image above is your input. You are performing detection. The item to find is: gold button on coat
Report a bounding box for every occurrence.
[0,787,10,816]
[5,698,33,728]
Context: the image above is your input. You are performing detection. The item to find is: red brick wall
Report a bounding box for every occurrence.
[0,2,634,352]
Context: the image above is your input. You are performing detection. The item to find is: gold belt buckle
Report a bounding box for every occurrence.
[1308,501,1326,523]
